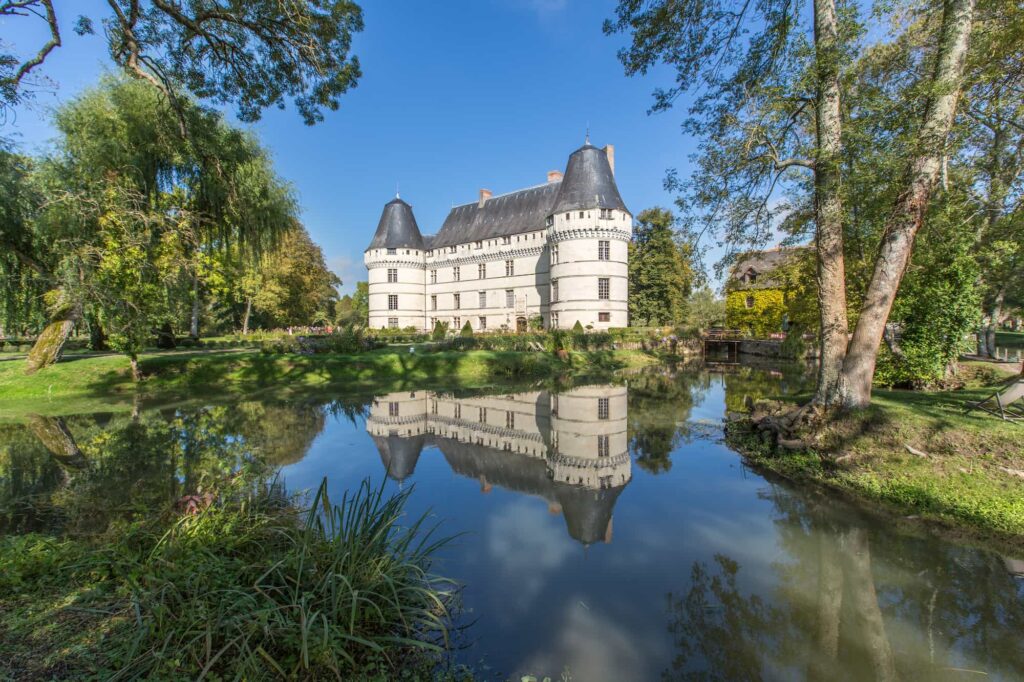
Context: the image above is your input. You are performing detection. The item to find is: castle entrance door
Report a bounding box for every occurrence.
[516,317,527,333]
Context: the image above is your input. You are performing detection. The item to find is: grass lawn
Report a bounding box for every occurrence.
[0,347,657,420]
[730,362,1024,550]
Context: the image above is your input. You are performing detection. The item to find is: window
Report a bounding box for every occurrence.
[387,248,396,255]
[479,316,487,330]
[502,235,511,245]
[429,317,436,328]
[599,312,610,322]
[505,260,514,276]
[551,279,559,302]
[598,398,609,420]
[745,295,755,309]
[598,435,610,458]
[430,269,437,284]
[454,293,461,310]
[453,266,460,282]
[506,411,515,429]
[598,241,610,261]
[745,269,758,284]
[431,400,438,415]
[431,295,437,310]
[388,294,398,310]
[565,212,571,221]
[454,403,461,419]
[579,211,585,219]
[449,246,457,254]
[474,240,483,249]
[388,317,398,329]
[389,402,399,417]
[552,395,559,415]
[505,290,514,307]
[478,291,487,308]
[551,244,558,264]
[387,268,398,283]
[546,215,554,227]
[478,263,486,279]
[479,407,487,422]
[453,316,461,329]
[551,313,559,328]
[600,208,612,220]
[598,278,610,300]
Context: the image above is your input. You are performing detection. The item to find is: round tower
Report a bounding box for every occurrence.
[546,142,631,330]
[364,197,427,330]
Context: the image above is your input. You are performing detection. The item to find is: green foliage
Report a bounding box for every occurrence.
[432,320,449,341]
[725,290,785,337]
[1,1,364,126]
[874,209,981,387]
[572,320,585,333]
[460,321,474,338]
[685,288,726,332]
[628,207,694,326]
[529,314,544,331]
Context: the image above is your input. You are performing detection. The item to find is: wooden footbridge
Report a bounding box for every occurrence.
[703,329,743,361]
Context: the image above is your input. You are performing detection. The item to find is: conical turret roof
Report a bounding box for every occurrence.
[550,144,628,215]
[367,197,424,251]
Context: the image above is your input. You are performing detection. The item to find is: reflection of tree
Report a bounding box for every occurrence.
[627,370,710,474]
[720,364,816,413]
[665,485,1024,680]
[0,399,338,536]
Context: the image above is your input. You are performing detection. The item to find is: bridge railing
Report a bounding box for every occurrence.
[703,329,744,341]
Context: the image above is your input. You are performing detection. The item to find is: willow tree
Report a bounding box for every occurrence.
[18,78,296,374]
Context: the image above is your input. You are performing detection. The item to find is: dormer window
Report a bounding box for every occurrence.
[579,211,585,219]
[545,216,554,227]
[566,213,571,221]
[744,268,758,284]
[502,236,511,245]
[387,248,396,255]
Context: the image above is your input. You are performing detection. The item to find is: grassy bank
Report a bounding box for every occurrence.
[0,348,657,419]
[0,477,470,680]
[728,364,1024,550]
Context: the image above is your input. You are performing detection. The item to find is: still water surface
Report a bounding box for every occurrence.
[3,363,1022,680]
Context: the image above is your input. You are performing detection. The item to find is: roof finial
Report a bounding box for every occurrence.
[585,123,590,145]
[395,181,400,200]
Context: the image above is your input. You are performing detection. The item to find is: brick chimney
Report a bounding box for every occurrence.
[478,188,492,207]
[603,144,615,176]
[547,170,563,183]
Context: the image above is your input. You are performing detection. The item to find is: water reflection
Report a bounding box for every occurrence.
[366,386,630,545]
[2,365,1022,680]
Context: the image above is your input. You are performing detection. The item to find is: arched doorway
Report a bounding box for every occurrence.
[516,317,528,333]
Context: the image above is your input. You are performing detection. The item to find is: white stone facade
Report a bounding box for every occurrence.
[364,142,631,332]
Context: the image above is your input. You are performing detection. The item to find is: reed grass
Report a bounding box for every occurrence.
[2,478,461,680]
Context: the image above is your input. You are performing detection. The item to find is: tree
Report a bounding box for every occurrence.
[350,281,370,326]
[9,78,298,372]
[685,288,726,332]
[627,208,694,326]
[1,0,363,126]
[608,0,981,409]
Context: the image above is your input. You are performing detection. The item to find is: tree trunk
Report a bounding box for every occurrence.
[88,315,108,351]
[841,528,897,682]
[189,272,200,340]
[25,299,81,375]
[811,0,850,405]
[26,415,87,468]
[242,296,253,335]
[835,0,976,408]
[129,353,141,381]
[809,531,844,680]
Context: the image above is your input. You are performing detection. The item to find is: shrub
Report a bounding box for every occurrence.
[432,320,449,341]
[572,320,585,333]
[460,321,473,338]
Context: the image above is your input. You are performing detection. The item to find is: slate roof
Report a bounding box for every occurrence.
[371,143,629,252]
[550,144,627,215]
[729,247,811,290]
[367,198,424,251]
[429,182,561,249]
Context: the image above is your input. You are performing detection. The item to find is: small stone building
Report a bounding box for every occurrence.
[725,247,814,336]
[364,140,631,332]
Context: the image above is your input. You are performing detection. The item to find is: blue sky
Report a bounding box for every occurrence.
[4,0,707,294]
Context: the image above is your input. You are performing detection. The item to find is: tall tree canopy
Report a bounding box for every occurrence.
[0,0,363,125]
[608,0,992,408]
[628,207,694,326]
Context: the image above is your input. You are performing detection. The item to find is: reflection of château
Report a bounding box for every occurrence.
[366,386,630,545]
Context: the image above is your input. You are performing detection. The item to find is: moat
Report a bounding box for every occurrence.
[3,363,1022,680]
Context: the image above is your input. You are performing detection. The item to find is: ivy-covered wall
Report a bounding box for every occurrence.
[725,289,786,336]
